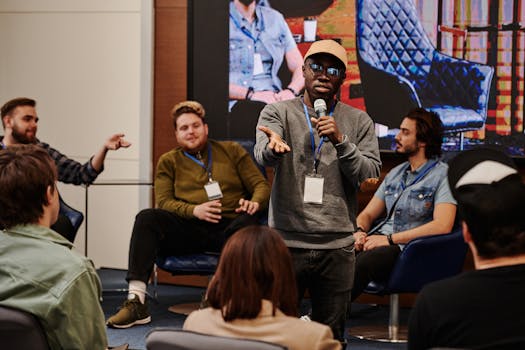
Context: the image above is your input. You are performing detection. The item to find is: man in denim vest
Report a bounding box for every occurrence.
[228,0,304,138]
[350,108,457,302]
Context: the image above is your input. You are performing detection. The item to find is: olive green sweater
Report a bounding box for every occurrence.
[155,140,270,219]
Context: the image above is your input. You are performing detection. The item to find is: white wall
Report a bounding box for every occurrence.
[0,0,153,269]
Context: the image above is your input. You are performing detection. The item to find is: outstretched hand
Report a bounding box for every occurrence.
[193,200,222,223]
[105,134,132,151]
[235,198,259,215]
[258,126,291,154]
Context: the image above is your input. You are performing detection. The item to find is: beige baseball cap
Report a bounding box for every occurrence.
[304,39,347,69]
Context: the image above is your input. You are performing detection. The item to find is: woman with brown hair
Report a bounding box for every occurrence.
[183,225,341,350]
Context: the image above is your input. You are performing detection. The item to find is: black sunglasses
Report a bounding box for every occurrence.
[308,63,342,78]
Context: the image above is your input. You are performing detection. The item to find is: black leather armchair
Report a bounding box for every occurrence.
[356,0,494,140]
[0,305,49,350]
[351,226,468,342]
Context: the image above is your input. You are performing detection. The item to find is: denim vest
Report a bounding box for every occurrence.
[229,3,293,101]
[371,159,449,234]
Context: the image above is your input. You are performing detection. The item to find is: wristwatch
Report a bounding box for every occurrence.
[245,87,254,100]
[285,86,298,96]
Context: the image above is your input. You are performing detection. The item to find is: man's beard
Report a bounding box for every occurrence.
[395,142,418,157]
[11,126,37,144]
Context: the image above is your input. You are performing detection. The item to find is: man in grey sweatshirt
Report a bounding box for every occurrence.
[254,39,381,343]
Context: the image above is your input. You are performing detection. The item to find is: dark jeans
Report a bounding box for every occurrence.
[126,208,259,283]
[51,214,76,243]
[350,244,401,301]
[290,246,355,342]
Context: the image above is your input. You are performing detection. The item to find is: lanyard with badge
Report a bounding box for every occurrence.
[184,143,223,200]
[400,160,439,191]
[302,101,335,204]
[229,13,265,76]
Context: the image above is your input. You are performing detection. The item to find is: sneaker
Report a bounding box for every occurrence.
[106,294,151,329]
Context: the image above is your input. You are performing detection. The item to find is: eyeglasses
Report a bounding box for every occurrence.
[308,63,342,78]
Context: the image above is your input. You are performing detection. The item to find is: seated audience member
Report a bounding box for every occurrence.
[0,145,108,350]
[107,100,270,328]
[408,148,525,350]
[184,225,342,350]
[228,0,304,138]
[0,97,131,242]
[351,108,457,302]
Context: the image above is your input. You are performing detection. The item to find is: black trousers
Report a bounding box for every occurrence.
[350,244,401,301]
[126,208,259,283]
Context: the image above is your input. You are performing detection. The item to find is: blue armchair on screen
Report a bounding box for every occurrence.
[356,0,494,146]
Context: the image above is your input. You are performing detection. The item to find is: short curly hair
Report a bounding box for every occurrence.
[0,144,57,229]
[170,100,206,129]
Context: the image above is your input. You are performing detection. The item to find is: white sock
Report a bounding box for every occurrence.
[128,280,147,304]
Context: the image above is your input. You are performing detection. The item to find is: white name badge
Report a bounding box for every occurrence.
[303,175,324,204]
[205,181,223,200]
[253,53,264,75]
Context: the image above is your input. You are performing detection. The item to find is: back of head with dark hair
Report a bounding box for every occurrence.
[405,108,443,158]
[0,144,57,228]
[448,148,525,259]
[206,226,298,321]
[1,97,36,128]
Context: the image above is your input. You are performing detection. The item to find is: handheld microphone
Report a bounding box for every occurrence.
[313,99,329,141]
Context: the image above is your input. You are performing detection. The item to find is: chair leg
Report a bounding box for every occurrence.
[153,264,158,301]
[388,294,399,341]
[348,293,407,343]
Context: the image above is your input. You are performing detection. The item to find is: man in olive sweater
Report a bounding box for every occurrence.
[107,100,270,329]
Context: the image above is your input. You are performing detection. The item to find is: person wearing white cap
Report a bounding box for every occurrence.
[254,39,381,343]
[408,148,525,350]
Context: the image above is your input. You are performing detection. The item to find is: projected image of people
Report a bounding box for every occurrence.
[229,0,304,139]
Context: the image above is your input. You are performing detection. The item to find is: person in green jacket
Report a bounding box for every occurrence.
[0,144,108,350]
[107,100,271,329]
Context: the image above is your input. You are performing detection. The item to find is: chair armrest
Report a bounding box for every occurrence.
[387,226,467,293]
[425,52,494,113]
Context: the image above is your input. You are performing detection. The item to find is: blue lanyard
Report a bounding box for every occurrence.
[400,159,439,190]
[184,143,213,181]
[302,101,335,174]
[229,13,259,44]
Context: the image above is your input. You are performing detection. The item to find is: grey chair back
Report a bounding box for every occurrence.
[146,328,287,350]
[0,305,49,350]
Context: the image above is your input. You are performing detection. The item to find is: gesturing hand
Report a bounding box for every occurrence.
[105,133,132,151]
[235,198,260,215]
[193,200,222,223]
[258,125,291,154]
